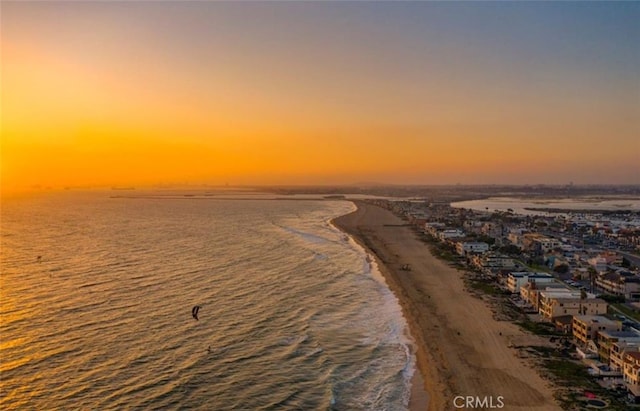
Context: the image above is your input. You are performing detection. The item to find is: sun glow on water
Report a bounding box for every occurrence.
[0,193,415,410]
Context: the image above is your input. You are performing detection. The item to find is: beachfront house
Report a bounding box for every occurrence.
[610,342,640,372]
[623,351,640,385]
[506,271,554,294]
[538,290,607,320]
[471,253,516,274]
[520,282,573,311]
[438,229,465,241]
[455,241,489,256]
[588,256,608,273]
[572,315,621,346]
[597,331,640,364]
[624,351,640,404]
[424,222,446,237]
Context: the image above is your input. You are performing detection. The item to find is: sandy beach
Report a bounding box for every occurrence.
[333,201,561,411]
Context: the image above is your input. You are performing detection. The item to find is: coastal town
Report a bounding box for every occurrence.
[369,197,640,409]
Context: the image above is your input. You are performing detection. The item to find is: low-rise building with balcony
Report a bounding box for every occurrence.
[572,315,621,346]
[506,271,554,294]
[595,271,640,300]
[471,253,516,273]
[623,351,640,386]
[455,241,489,256]
[520,282,572,311]
[610,341,640,372]
[539,291,607,320]
[597,331,640,365]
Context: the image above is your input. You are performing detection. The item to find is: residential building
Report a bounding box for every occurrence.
[597,331,640,364]
[471,253,516,273]
[599,251,624,266]
[611,342,640,371]
[520,282,572,311]
[623,351,640,386]
[538,291,607,320]
[424,222,446,237]
[456,241,489,256]
[438,229,465,241]
[506,271,554,294]
[572,315,621,346]
[532,237,563,254]
[507,229,527,249]
[595,271,640,300]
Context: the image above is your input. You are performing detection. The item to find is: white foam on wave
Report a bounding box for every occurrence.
[326,202,417,410]
[366,253,416,409]
[279,225,332,244]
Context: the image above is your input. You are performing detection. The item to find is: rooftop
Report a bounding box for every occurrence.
[573,315,619,326]
[598,330,640,339]
[509,271,553,278]
[554,297,607,304]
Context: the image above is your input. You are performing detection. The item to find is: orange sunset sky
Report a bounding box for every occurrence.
[2,2,639,194]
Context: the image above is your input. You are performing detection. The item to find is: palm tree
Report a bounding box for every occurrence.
[579,289,588,315]
[588,267,597,294]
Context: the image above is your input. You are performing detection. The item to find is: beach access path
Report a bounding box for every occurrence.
[333,201,561,411]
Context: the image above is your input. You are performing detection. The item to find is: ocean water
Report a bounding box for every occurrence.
[0,192,414,410]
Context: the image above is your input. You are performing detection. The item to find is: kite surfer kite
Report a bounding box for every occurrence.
[192,305,201,321]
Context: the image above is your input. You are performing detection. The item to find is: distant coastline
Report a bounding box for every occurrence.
[452,196,640,216]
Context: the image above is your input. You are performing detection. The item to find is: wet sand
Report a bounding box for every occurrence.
[333,201,561,411]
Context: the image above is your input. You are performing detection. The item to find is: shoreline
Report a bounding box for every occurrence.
[332,200,561,411]
[331,204,431,411]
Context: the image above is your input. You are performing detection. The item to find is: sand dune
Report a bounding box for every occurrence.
[333,201,561,411]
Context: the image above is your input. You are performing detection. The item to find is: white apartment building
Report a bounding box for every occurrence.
[506,271,554,294]
[456,241,489,256]
[438,229,465,241]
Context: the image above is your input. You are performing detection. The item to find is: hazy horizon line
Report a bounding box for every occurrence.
[7,181,640,191]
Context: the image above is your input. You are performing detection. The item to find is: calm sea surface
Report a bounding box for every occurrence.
[1,192,414,410]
